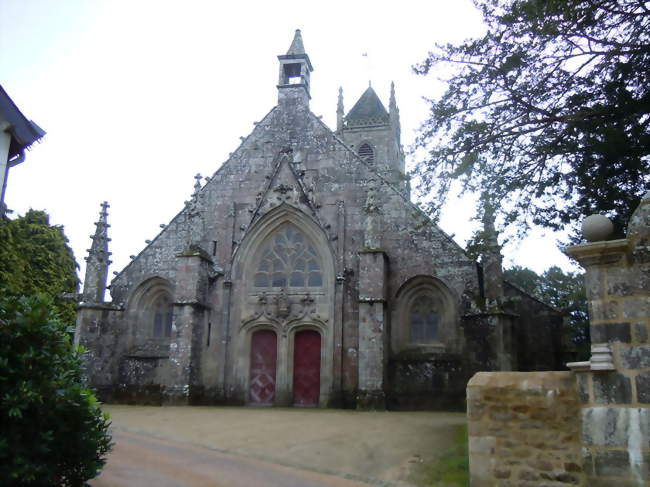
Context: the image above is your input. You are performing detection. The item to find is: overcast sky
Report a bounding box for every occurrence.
[1,0,574,288]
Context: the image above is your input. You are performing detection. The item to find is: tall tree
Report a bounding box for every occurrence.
[0,210,79,323]
[414,0,649,238]
[504,265,589,359]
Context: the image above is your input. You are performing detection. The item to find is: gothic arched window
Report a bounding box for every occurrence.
[254,225,323,288]
[393,276,457,354]
[409,295,439,343]
[151,294,173,338]
[358,143,374,164]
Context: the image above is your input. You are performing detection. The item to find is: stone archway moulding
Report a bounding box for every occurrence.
[391,274,460,355]
[229,203,336,407]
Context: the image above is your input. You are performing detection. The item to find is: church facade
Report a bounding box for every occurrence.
[75,31,566,410]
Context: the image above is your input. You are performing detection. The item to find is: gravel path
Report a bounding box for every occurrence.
[92,405,465,486]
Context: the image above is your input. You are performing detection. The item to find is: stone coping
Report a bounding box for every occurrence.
[467,370,575,389]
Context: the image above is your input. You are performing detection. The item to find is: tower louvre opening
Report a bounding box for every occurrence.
[358,143,374,163]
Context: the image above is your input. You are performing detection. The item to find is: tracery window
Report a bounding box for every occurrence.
[151,294,173,338]
[358,143,374,164]
[254,225,323,288]
[409,295,439,343]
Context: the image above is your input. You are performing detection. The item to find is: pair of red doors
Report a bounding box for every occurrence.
[249,329,320,406]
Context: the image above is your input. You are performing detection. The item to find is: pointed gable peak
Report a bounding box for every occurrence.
[345,85,389,127]
[287,29,306,55]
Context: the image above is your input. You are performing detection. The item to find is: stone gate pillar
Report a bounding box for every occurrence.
[164,247,212,405]
[566,191,650,485]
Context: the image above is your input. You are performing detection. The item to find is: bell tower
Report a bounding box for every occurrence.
[339,82,406,183]
[277,29,313,106]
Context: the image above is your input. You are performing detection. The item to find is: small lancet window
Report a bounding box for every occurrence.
[358,143,374,164]
[254,225,323,288]
[410,295,439,343]
[151,294,173,338]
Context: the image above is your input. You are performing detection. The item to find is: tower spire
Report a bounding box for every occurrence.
[336,87,344,132]
[277,30,314,105]
[480,195,504,306]
[389,81,401,143]
[286,29,306,55]
[82,201,111,303]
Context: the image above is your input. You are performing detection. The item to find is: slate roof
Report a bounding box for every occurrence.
[344,86,389,127]
[0,84,45,160]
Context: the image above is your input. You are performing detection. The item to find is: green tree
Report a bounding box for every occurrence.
[0,296,112,486]
[502,265,542,295]
[504,265,590,358]
[0,210,79,323]
[414,0,649,238]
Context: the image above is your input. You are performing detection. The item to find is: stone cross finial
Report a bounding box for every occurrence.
[187,173,203,212]
[193,173,202,194]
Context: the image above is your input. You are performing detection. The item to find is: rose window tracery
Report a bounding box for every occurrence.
[254,225,323,288]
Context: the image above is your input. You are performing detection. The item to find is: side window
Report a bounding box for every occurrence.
[410,295,439,343]
[151,293,173,338]
[393,277,456,353]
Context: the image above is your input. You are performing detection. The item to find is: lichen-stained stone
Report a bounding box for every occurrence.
[591,322,632,343]
[619,345,650,370]
[637,372,650,404]
[75,31,565,410]
[592,372,633,404]
[582,407,650,449]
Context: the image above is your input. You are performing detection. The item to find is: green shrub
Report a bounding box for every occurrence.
[0,296,112,486]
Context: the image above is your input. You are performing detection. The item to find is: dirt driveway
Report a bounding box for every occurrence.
[93,405,466,486]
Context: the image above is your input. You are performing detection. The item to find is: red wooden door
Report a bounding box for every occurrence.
[249,330,277,405]
[293,330,321,406]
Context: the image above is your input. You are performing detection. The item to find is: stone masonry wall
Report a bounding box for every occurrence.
[565,192,650,486]
[467,372,584,486]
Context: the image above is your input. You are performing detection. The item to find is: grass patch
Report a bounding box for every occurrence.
[414,424,468,486]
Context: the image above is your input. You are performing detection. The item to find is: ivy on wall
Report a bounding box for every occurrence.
[0,210,79,324]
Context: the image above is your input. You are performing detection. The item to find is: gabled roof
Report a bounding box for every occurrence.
[344,86,389,127]
[0,85,46,161]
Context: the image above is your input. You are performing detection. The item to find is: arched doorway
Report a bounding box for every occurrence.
[292,330,321,406]
[233,205,336,406]
[249,330,277,405]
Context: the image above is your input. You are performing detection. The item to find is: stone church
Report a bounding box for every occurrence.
[75,31,566,410]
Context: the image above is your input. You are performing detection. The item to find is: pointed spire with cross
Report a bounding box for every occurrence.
[186,173,205,249]
[82,201,112,303]
[336,87,344,132]
[389,81,401,142]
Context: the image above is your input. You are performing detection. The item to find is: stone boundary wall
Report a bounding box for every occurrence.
[467,371,584,486]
